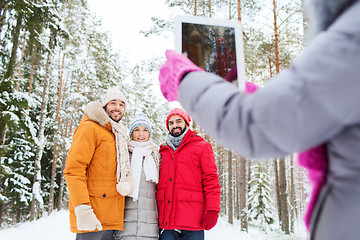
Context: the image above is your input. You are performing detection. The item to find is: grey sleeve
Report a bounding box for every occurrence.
[179,31,360,160]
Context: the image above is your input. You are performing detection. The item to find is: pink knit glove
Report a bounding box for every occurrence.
[159,49,204,101]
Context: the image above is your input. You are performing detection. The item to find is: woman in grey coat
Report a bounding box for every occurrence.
[114,113,159,240]
[158,0,360,239]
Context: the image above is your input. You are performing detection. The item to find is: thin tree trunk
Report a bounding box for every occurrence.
[49,53,65,213]
[239,156,248,231]
[235,156,240,220]
[229,0,232,20]
[29,40,52,221]
[4,11,23,80]
[0,3,7,38]
[278,158,290,234]
[274,159,281,223]
[15,37,26,90]
[237,0,242,22]
[194,0,197,16]
[273,0,280,73]
[290,155,295,233]
[69,72,82,134]
[228,150,233,224]
[208,0,211,17]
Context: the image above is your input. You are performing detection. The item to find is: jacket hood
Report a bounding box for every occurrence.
[84,101,111,127]
[308,0,358,33]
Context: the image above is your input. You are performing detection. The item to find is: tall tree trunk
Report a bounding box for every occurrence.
[4,11,23,80]
[239,156,248,231]
[278,158,290,234]
[194,0,197,16]
[272,0,280,73]
[289,155,296,233]
[29,40,52,221]
[15,37,26,90]
[235,156,240,220]
[208,0,212,17]
[228,150,233,224]
[69,72,82,134]
[237,0,242,22]
[49,53,65,213]
[0,4,8,48]
[274,159,281,223]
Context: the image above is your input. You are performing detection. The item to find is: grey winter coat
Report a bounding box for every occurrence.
[179,2,360,240]
[114,155,158,240]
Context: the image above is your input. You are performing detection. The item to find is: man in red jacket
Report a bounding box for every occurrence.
[156,108,221,240]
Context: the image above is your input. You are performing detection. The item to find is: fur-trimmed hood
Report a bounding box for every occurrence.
[308,0,359,33]
[83,101,111,128]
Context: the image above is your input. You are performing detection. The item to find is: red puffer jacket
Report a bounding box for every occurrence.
[156,129,221,230]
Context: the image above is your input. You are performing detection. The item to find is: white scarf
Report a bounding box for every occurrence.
[127,140,158,201]
[110,119,133,195]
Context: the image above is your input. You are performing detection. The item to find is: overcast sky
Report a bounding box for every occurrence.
[87,0,179,66]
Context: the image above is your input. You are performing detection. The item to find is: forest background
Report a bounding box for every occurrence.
[0,0,310,237]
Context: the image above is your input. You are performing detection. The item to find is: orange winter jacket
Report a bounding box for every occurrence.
[64,101,125,233]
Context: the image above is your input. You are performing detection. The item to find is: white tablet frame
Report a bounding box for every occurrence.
[175,15,245,90]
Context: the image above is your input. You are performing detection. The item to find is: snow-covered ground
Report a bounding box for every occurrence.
[0,210,308,240]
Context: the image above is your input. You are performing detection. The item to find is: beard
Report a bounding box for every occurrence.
[109,115,122,122]
[170,126,187,137]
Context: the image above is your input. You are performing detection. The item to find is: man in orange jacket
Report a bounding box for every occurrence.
[156,108,221,240]
[65,88,133,240]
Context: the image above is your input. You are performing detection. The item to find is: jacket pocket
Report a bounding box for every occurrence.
[175,189,205,227]
[88,186,124,225]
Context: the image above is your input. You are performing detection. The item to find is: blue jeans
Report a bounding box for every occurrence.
[75,230,115,240]
[159,229,204,240]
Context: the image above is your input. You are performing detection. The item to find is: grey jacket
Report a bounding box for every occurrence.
[114,155,158,240]
[179,2,360,240]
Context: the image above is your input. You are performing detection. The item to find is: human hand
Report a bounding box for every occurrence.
[201,210,219,230]
[159,49,204,101]
[74,204,103,231]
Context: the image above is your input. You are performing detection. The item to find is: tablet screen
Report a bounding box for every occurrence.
[175,16,244,90]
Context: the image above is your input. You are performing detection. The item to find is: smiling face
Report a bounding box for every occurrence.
[168,115,187,137]
[131,125,150,142]
[104,99,126,122]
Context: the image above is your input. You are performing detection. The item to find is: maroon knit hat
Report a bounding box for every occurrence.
[166,108,191,131]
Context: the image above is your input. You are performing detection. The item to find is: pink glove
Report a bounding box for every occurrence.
[159,49,204,101]
[201,210,219,230]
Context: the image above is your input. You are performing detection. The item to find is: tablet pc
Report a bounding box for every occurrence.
[175,15,245,90]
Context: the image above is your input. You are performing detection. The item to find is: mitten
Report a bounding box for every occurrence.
[201,210,219,230]
[159,49,204,101]
[116,181,132,196]
[74,204,103,231]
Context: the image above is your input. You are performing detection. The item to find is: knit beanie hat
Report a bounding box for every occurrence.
[101,87,127,107]
[166,108,191,131]
[129,113,152,138]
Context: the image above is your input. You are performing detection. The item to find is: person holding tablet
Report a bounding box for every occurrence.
[158,0,360,239]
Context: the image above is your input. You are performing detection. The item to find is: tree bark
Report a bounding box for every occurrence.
[278,158,290,234]
[15,37,26,91]
[239,156,248,231]
[48,53,65,213]
[29,39,52,221]
[237,0,242,22]
[289,155,296,233]
[228,150,233,224]
[274,159,281,223]
[272,0,280,73]
[4,11,23,80]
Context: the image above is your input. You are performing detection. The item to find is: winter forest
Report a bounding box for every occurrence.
[1,0,310,238]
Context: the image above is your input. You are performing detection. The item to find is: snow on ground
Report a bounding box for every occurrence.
[0,210,308,240]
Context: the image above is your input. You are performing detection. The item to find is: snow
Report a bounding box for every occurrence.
[0,210,307,240]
